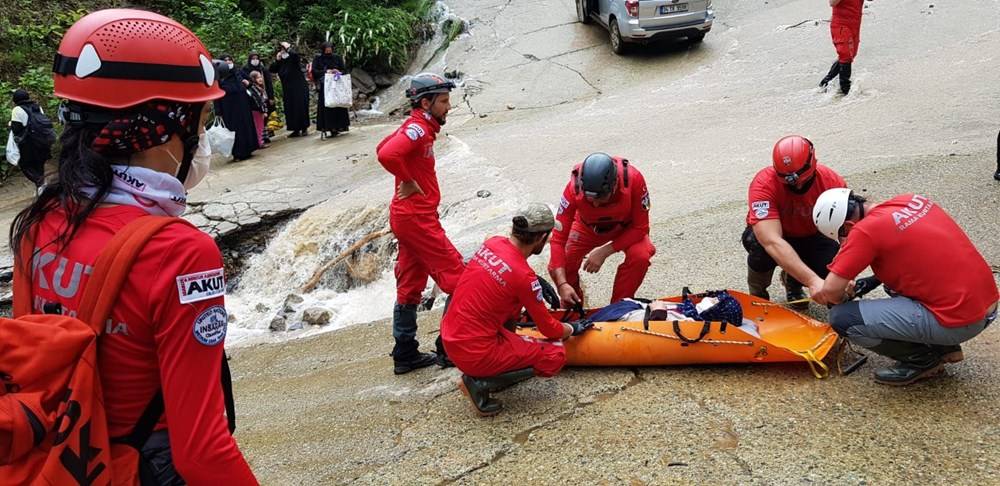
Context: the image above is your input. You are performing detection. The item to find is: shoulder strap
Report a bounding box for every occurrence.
[621,159,630,188]
[76,216,192,333]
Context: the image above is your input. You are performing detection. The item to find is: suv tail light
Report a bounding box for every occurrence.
[626,0,639,17]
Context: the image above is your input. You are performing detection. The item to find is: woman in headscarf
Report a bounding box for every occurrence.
[213,62,259,161]
[269,41,311,137]
[311,42,351,139]
[242,52,275,143]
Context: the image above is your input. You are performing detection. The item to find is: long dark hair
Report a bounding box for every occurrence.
[9,124,114,264]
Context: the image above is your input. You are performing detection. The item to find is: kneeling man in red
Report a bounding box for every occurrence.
[441,203,593,416]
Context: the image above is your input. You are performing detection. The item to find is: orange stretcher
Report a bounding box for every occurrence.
[517,289,840,378]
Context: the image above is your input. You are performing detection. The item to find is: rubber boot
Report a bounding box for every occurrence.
[458,368,535,417]
[747,267,774,300]
[868,340,943,386]
[780,270,809,311]
[994,130,1000,181]
[838,62,852,95]
[819,60,841,89]
[392,303,436,375]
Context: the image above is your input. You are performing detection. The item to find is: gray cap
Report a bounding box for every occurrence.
[513,203,555,233]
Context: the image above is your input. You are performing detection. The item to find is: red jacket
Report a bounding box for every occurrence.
[442,236,566,351]
[376,109,443,217]
[832,0,863,28]
[549,158,651,270]
[31,205,257,485]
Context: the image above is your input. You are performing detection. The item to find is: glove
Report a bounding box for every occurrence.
[569,319,594,336]
[853,276,882,299]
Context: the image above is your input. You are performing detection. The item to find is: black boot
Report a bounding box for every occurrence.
[869,340,943,386]
[838,62,852,95]
[435,335,454,368]
[392,303,436,375]
[458,368,535,417]
[994,130,1000,181]
[819,60,841,89]
[780,270,809,310]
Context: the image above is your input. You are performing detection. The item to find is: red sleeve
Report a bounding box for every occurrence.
[150,229,258,485]
[375,128,416,181]
[611,170,650,252]
[548,181,577,270]
[746,173,779,226]
[827,228,875,280]
[520,273,565,339]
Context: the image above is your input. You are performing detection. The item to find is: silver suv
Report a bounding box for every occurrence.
[577,0,715,54]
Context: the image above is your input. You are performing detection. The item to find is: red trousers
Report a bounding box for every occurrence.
[390,211,465,304]
[831,24,861,63]
[564,222,656,305]
[445,329,567,378]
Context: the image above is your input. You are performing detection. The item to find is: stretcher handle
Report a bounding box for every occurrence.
[672,320,711,345]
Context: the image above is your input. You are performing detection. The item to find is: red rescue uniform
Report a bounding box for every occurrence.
[831,0,863,63]
[442,237,567,377]
[549,158,655,304]
[828,194,999,327]
[376,108,465,304]
[30,205,257,484]
[746,163,846,237]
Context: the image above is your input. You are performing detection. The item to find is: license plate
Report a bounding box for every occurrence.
[660,4,689,14]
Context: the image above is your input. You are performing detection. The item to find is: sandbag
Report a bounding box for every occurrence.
[324,72,353,109]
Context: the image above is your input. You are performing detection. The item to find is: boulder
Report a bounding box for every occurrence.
[282,293,304,314]
[302,307,333,326]
[374,73,399,88]
[351,68,377,94]
[269,315,287,332]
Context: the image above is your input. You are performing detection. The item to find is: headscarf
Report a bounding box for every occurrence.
[90,101,200,158]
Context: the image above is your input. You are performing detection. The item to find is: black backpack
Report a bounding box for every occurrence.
[15,103,57,148]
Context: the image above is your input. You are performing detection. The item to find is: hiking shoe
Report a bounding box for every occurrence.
[932,344,964,364]
[874,359,944,386]
[393,352,437,375]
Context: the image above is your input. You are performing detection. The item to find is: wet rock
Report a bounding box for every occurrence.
[254,303,270,313]
[283,293,304,312]
[287,320,304,331]
[374,73,399,88]
[444,70,464,80]
[351,69,377,94]
[302,307,333,326]
[476,190,491,198]
[506,104,516,110]
[0,269,11,284]
[269,315,287,332]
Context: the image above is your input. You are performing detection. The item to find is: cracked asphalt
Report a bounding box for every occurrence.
[2,0,998,483]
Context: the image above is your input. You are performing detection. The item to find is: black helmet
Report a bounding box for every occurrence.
[406,72,455,101]
[580,153,617,198]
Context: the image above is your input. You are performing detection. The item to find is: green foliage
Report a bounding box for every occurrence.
[300,3,421,71]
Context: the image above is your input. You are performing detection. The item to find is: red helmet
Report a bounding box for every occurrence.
[53,9,223,109]
[771,135,816,185]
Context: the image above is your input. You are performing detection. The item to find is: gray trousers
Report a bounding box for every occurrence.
[830,296,997,348]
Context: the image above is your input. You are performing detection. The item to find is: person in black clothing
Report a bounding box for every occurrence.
[995,130,1000,181]
[311,42,351,139]
[269,41,310,137]
[8,89,50,186]
[213,64,259,161]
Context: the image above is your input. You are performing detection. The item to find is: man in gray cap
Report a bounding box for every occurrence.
[376,73,466,374]
[440,203,593,416]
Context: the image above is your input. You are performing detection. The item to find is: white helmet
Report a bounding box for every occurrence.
[813,188,852,240]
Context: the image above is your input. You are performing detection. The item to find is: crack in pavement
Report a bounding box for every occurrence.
[440,369,646,483]
[521,20,579,36]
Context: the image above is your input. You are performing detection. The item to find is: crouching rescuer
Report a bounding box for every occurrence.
[811,189,998,385]
[441,204,593,416]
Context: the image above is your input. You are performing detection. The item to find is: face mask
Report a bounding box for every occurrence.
[280,52,289,59]
[227,62,235,69]
[166,132,212,190]
[250,59,260,66]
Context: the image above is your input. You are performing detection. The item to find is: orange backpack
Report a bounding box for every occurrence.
[0,216,190,485]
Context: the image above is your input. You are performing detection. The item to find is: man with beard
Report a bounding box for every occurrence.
[311,42,350,138]
[743,135,846,308]
[376,73,466,374]
[269,41,310,137]
[441,204,592,416]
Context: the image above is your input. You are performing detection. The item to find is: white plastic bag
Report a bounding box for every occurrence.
[206,119,235,158]
[5,130,19,166]
[324,72,353,108]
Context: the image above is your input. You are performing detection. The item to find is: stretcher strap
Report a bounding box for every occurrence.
[619,327,753,346]
[787,332,838,379]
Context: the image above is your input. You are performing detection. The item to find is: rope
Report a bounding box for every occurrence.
[786,331,838,379]
[619,326,754,346]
